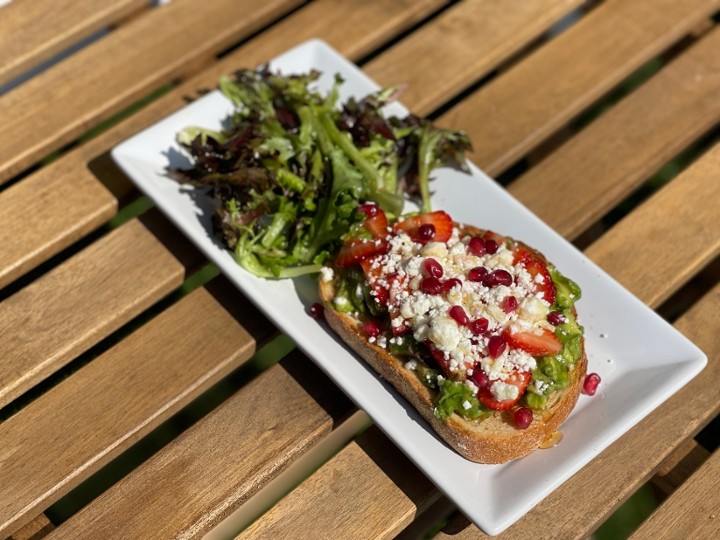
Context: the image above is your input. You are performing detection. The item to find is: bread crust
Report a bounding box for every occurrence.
[319,225,587,464]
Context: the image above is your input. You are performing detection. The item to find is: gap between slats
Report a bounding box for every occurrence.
[0,209,208,411]
[0,275,275,538]
[437,0,720,178]
[630,443,720,539]
[507,24,720,243]
[0,0,306,185]
[39,350,357,540]
[0,0,149,89]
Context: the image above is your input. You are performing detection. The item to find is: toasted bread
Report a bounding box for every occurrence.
[319,221,587,464]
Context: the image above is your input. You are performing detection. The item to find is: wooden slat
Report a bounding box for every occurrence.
[509,25,720,240]
[0,0,147,87]
[430,147,720,539]
[584,143,720,307]
[630,448,720,540]
[43,353,353,539]
[0,218,188,408]
[9,514,53,540]
[0,0,445,289]
[237,426,439,540]
[439,0,720,176]
[363,0,585,116]
[652,439,711,496]
[230,0,449,65]
[0,155,117,289]
[0,0,303,185]
[0,277,272,538]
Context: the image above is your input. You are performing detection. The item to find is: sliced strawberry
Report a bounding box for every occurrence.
[477,369,531,411]
[504,328,562,356]
[335,238,388,268]
[362,209,389,239]
[393,211,453,243]
[513,248,556,304]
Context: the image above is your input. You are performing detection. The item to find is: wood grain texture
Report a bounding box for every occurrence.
[231,0,449,65]
[9,514,53,540]
[43,354,350,539]
[0,0,303,185]
[363,0,585,116]
[584,143,720,308]
[0,219,182,408]
[439,0,720,176]
[630,448,720,540]
[0,0,148,86]
[0,0,445,289]
[0,279,271,538]
[509,26,720,240]
[237,426,440,540]
[0,155,117,289]
[652,439,710,496]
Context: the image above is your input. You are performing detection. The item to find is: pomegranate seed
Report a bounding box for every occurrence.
[420,276,443,295]
[582,373,601,396]
[470,369,489,389]
[442,278,462,293]
[357,202,378,217]
[418,223,436,242]
[501,296,518,313]
[514,407,533,429]
[484,269,512,287]
[468,237,486,257]
[309,303,324,320]
[487,334,507,358]
[362,320,381,338]
[547,311,566,326]
[485,239,498,254]
[469,317,489,336]
[448,305,469,325]
[422,258,444,278]
[468,266,489,282]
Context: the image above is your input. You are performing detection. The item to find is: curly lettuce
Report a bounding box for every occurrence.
[169,67,471,278]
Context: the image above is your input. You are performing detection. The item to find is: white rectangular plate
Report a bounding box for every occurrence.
[112,39,707,535]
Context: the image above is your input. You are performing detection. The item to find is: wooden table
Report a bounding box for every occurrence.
[1,0,719,538]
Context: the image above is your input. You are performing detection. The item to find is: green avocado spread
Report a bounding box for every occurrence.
[329,225,584,423]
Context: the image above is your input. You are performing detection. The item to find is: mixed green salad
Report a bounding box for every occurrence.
[169,66,471,278]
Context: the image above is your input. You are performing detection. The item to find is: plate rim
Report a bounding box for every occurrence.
[111,38,708,535]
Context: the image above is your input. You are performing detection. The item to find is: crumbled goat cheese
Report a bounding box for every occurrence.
[364,227,559,385]
[320,266,334,282]
[428,316,462,351]
[491,380,520,401]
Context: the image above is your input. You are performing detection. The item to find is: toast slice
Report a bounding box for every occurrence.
[319,216,587,463]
